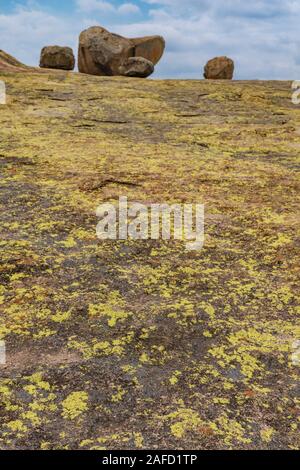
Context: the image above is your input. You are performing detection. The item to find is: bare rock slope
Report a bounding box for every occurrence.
[0,49,30,72]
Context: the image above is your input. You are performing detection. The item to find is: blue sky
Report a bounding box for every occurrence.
[0,0,299,79]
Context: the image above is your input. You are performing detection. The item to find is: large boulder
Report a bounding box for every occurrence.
[204,56,234,80]
[78,26,165,77]
[118,57,154,78]
[78,26,133,76]
[40,46,75,71]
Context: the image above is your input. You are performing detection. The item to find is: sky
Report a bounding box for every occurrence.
[0,0,299,79]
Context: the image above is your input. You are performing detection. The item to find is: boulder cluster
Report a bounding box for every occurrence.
[78,26,164,78]
[39,26,165,78]
[38,25,235,80]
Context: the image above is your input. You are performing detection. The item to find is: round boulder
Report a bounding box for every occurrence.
[204,56,234,80]
[118,57,154,78]
[40,46,75,71]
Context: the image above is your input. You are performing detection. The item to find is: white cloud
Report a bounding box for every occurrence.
[76,0,115,12]
[144,0,295,17]
[118,3,140,15]
[138,0,300,79]
[0,7,79,66]
[0,1,299,79]
[76,0,140,14]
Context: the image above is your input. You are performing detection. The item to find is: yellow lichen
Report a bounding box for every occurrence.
[62,392,89,420]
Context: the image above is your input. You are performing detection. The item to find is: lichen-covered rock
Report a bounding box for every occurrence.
[40,46,75,71]
[78,26,164,77]
[204,56,234,80]
[119,57,154,78]
[1,68,298,451]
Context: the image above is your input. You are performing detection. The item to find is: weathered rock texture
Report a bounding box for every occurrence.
[204,56,234,80]
[78,26,165,77]
[40,46,75,71]
[131,36,165,65]
[118,57,154,78]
